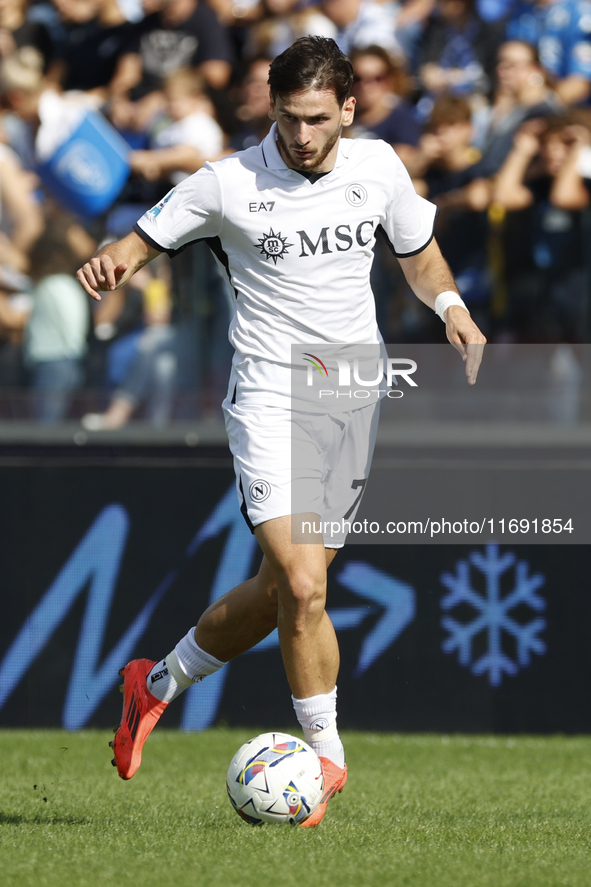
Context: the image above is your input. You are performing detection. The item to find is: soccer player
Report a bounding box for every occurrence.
[76,36,485,827]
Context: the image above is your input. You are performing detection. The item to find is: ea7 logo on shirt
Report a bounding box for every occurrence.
[249,479,271,502]
[345,184,368,207]
[249,201,275,212]
[255,228,293,264]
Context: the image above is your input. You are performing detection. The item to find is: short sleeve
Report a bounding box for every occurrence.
[134,164,223,256]
[380,148,438,257]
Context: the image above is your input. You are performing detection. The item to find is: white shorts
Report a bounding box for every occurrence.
[223,400,380,547]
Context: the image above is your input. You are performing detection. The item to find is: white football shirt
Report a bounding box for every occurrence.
[135,123,437,407]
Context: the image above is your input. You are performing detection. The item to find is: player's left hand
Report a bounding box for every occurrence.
[444,305,486,385]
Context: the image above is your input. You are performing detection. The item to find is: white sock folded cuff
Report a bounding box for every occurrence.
[174,627,226,683]
[292,686,337,729]
[165,649,193,689]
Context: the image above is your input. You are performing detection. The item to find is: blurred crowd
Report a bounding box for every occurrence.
[0,0,590,425]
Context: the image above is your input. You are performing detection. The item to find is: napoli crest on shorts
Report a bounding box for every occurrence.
[249,479,271,502]
[254,229,293,265]
[345,184,368,207]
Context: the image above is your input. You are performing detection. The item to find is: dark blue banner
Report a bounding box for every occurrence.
[0,461,589,732]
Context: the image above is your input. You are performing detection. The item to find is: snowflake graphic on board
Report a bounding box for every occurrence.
[440,544,546,686]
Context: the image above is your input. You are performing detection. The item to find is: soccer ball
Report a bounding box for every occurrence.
[226,732,324,826]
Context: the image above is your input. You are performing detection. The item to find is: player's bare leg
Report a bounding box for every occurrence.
[110,511,347,827]
[194,556,279,659]
[254,515,338,699]
[110,544,337,780]
[195,546,338,660]
[110,556,279,779]
[254,514,348,826]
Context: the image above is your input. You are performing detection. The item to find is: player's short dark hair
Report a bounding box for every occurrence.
[268,37,354,107]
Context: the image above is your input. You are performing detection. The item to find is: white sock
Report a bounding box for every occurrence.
[147,628,225,703]
[292,686,345,768]
[147,650,192,703]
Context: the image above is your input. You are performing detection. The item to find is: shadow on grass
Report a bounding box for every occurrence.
[0,810,91,826]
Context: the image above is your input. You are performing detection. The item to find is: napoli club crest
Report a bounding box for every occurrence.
[254,228,293,264]
[345,184,368,207]
[249,479,271,502]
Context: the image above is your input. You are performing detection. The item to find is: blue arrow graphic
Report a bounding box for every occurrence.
[337,562,416,676]
[244,562,416,679]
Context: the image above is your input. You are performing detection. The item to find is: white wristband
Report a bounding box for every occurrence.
[434,291,469,322]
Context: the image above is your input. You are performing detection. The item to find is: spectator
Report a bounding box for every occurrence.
[0,42,45,124]
[346,45,420,338]
[0,45,85,174]
[475,39,563,176]
[108,0,234,137]
[417,0,503,102]
[320,0,404,58]
[412,95,492,315]
[548,113,591,209]
[391,0,437,68]
[24,220,90,421]
[49,0,138,99]
[0,130,43,274]
[349,44,420,167]
[51,0,99,24]
[507,0,591,106]
[42,0,100,71]
[1,44,135,229]
[81,260,178,429]
[229,55,272,150]
[493,113,591,339]
[0,0,52,69]
[346,44,422,337]
[0,62,43,385]
[245,0,335,60]
[128,67,225,185]
[125,0,234,93]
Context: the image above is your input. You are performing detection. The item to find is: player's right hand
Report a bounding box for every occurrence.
[76,256,128,302]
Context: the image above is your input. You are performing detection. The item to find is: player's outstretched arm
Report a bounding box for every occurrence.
[398,239,486,385]
[76,231,161,302]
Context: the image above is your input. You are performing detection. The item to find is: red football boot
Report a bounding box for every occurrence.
[110,659,168,780]
[301,757,348,827]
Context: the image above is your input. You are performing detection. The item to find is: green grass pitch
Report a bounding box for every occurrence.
[1,729,591,887]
